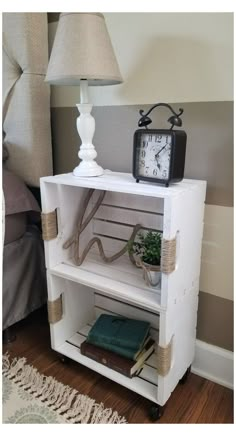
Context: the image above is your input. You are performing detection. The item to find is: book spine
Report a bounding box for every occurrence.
[81,348,132,378]
[87,339,136,359]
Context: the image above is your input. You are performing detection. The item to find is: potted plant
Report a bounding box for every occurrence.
[128,230,162,287]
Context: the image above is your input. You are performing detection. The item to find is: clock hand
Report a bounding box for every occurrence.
[155,144,167,159]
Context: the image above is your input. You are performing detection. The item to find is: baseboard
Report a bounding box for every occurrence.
[191,339,234,389]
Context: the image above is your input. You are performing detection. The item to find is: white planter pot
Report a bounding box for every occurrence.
[142,262,161,288]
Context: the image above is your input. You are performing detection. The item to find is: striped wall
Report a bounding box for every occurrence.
[48,13,233,106]
[48,13,234,351]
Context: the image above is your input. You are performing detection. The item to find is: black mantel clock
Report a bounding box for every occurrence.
[132,103,187,187]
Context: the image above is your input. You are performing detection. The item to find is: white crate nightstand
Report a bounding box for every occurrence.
[40,171,206,420]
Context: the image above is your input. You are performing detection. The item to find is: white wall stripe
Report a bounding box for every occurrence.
[200,205,233,301]
[48,13,233,107]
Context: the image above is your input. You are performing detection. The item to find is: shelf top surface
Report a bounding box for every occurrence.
[50,255,164,313]
[41,170,206,198]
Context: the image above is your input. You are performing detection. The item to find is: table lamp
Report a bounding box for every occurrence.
[45,13,123,177]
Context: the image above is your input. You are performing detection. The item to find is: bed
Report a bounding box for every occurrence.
[2,13,53,337]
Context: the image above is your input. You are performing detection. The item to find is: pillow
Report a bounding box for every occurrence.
[3,168,40,216]
[4,213,27,244]
[3,168,41,244]
[2,144,9,163]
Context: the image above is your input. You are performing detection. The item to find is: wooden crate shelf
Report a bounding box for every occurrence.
[41,171,206,409]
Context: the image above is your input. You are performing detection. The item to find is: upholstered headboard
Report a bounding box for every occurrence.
[2,13,53,187]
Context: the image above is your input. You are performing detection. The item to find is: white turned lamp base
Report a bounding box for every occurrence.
[73,81,104,177]
[73,160,103,177]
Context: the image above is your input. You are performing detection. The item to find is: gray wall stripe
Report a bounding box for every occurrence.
[51,101,233,207]
[50,102,233,351]
[197,291,233,351]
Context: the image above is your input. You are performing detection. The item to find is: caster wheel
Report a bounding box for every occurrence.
[3,327,16,344]
[58,354,70,364]
[179,365,191,384]
[149,404,163,422]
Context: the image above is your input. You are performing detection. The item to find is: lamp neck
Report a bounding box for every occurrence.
[80,79,89,104]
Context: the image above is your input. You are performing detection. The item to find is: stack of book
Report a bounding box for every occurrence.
[80,314,155,378]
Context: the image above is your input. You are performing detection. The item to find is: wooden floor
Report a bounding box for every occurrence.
[3,306,234,424]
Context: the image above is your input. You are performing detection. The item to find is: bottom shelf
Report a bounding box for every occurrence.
[55,322,158,403]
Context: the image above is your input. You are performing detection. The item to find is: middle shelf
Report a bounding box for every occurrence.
[49,251,163,313]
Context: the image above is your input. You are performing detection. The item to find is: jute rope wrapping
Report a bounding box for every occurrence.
[41,210,58,241]
[157,339,172,376]
[48,295,63,324]
[161,238,176,274]
[135,238,176,286]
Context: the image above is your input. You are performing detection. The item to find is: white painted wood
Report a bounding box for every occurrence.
[57,340,158,402]
[157,291,199,405]
[40,181,59,269]
[93,220,138,241]
[161,182,206,308]
[94,293,159,327]
[47,275,95,350]
[50,259,162,312]
[192,340,234,390]
[40,181,94,269]
[87,251,143,279]
[41,172,206,199]
[73,102,104,177]
[94,205,163,230]
[40,171,206,408]
[91,197,163,258]
[93,190,164,214]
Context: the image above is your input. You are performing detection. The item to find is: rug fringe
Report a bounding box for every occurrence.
[3,353,127,424]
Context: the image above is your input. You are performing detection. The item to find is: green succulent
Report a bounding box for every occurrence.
[128,231,162,266]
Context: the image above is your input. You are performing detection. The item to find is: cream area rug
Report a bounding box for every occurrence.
[2,354,127,424]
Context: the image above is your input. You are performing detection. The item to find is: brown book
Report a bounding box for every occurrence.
[80,338,155,378]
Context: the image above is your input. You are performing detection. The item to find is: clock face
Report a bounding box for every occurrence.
[137,132,172,180]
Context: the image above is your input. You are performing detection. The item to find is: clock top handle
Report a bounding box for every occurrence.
[138,103,184,130]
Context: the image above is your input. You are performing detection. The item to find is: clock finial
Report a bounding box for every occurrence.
[138,110,152,128]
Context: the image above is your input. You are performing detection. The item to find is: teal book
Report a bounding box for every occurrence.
[87,314,150,358]
[86,335,152,360]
